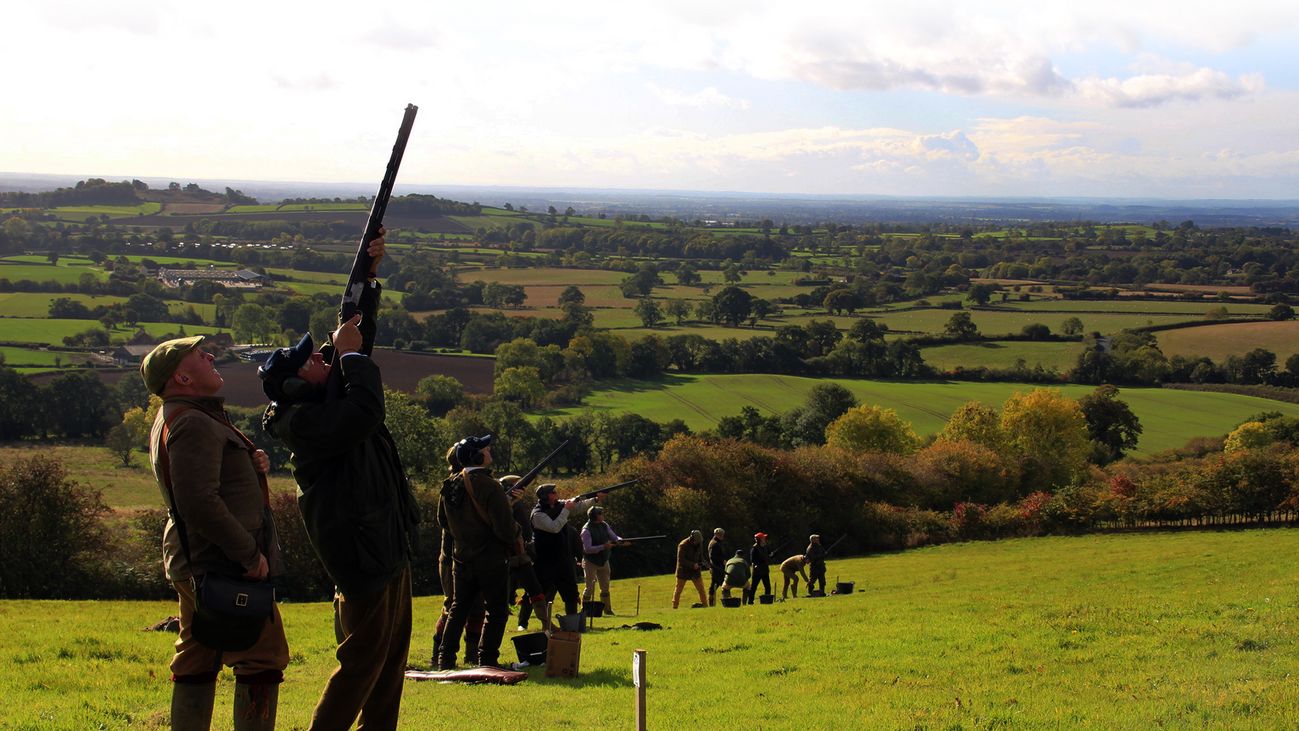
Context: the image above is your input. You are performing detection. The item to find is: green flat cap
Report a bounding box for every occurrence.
[140,335,205,395]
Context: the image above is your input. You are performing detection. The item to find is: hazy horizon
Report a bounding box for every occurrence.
[4,2,1298,201]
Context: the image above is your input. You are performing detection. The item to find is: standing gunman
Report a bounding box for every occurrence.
[144,336,287,730]
[707,528,728,607]
[672,530,709,609]
[260,232,421,730]
[532,485,598,619]
[746,532,773,604]
[580,505,627,615]
[435,435,518,669]
[805,534,827,595]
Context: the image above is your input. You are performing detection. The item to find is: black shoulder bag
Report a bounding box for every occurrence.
[160,407,276,652]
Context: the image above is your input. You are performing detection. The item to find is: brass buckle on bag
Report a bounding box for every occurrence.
[236,593,249,607]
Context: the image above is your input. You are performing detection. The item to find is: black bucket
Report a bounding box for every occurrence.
[758,594,775,605]
[583,601,605,618]
[721,597,742,608]
[834,581,855,595]
[511,631,548,665]
[557,613,584,632]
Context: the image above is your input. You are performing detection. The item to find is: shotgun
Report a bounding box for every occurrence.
[339,103,418,324]
[574,478,641,501]
[513,439,569,493]
[822,534,848,557]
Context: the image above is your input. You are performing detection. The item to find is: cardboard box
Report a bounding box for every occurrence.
[545,630,582,678]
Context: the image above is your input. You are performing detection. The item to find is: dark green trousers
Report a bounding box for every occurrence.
[309,566,412,731]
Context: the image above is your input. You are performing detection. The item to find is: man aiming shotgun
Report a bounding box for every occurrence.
[260,104,420,730]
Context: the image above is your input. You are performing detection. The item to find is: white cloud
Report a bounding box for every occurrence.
[646,83,750,109]
[1078,69,1264,108]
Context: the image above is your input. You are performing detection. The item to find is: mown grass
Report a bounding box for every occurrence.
[0,260,107,285]
[0,346,94,368]
[921,341,1085,372]
[1,530,1296,729]
[0,293,127,318]
[540,375,1299,454]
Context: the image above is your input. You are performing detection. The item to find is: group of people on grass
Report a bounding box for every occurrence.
[143,228,837,731]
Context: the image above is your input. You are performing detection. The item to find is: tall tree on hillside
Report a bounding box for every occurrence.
[635,298,664,328]
[1077,385,1142,465]
[943,311,980,341]
[712,286,753,327]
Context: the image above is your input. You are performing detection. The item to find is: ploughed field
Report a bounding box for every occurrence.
[2,529,1295,728]
[539,375,1299,455]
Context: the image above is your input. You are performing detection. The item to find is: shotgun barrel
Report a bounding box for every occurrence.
[339,103,418,324]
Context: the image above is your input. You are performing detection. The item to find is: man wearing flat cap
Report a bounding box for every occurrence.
[435,435,521,669]
[746,532,773,605]
[260,231,420,730]
[142,335,287,729]
[805,534,827,596]
[531,483,599,619]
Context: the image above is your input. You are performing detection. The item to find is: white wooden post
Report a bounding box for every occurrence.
[633,649,647,730]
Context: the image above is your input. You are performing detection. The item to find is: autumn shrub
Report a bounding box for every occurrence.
[0,455,111,598]
[910,438,1018,508]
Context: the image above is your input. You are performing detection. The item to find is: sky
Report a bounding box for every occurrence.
[4,0,1299,199]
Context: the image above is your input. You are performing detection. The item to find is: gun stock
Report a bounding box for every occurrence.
[574,478,641,501]
[339,103,418,324]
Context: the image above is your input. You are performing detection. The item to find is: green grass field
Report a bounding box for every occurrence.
[0,318,223,345]
[0,346,94,369]
[920,341,1085,372]
[0,259,107,285]
[855,308,1211,336]
[0,292,127,318]
[540,375,1299,454]
[1157,321,1299,362]
[45,203,163,220]
[0,443,298,510]
[991,299,1274,316]
[2,529,1295,728]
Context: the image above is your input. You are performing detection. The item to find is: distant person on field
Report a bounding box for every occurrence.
[435,435,518,669]
[500,473,551,632]
[745,532,772,604]
[707,527,728,606]
[533,485,599,617]
[143,335,287,729]
[780,554,810,599]
[672,530,709,608]
[805,534,827,595]
[721,550,751,601]
[432,446,486,667]
[580,505,628,614]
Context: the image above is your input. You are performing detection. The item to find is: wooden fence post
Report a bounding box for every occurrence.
[634,649,647,731]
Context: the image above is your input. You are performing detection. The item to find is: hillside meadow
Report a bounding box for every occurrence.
[540,375,1299,454]
[1,529,1295,729]
[1156,320,1299,362]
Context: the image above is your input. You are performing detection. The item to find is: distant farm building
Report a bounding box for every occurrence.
[158,267,269,289]
[111,344,156,366]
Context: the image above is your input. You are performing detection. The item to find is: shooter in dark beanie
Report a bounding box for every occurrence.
[260,231,420,731]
